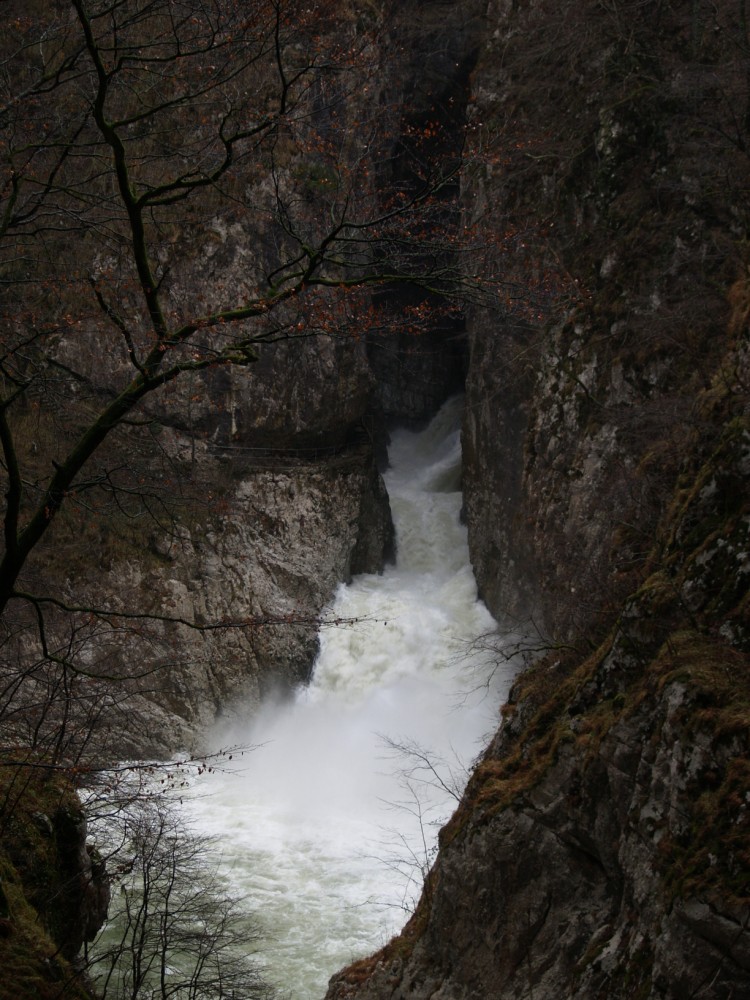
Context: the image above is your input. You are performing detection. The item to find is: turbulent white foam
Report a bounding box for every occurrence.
[184,396,517,998]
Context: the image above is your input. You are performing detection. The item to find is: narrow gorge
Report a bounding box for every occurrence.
[0,1,748,999]
[181,398,514,997]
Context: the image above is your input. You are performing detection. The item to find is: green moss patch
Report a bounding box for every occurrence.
[0,763,96,999]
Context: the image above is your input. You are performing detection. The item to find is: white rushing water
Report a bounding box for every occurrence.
[184,397,517,998]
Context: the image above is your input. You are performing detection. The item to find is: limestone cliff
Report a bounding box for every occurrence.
[365,0,483,423]
[21,409,394,756]
[25,0,492,755]
[327,410,750,997]
[327,0,750,997]
[462,0,749,637]
[20,165,395,756]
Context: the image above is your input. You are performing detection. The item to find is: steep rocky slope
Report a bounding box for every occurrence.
[327,0,750,997]
[5,0,489,756]
[75,446,394,755]
[15,301,395,755]
[463,0,749,636]
[2,0,748,994]
[328,402,750,997]
[0,767,108,1000]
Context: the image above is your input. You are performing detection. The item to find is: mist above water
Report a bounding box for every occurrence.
[184,397,517,998]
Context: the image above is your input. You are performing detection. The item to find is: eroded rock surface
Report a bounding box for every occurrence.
[58,442,394,757]
[325,0,750,997]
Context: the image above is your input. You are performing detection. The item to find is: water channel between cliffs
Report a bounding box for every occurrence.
[184,396,517,998]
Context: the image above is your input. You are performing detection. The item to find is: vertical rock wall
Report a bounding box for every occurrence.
[462,0,749,640]
[28,434,395,758]
[326,1,750,997]
[0,772,109,1000]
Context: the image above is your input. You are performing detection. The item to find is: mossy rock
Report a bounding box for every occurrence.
[0,765,100,999]
[0,855,95,1000]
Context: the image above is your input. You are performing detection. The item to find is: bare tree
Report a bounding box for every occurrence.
[0,0,478,749]
[86,798,276,1000]
[0,2,484,989]
[373,736,466,915]
[0,0,469,616]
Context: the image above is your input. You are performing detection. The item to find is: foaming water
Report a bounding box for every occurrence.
[184,397,517,997]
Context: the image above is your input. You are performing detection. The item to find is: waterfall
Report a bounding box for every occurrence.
[184,396,517,997]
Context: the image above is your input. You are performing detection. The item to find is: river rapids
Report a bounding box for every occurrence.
[183,397,517,997]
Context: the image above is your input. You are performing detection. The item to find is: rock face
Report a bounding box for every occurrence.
[0,773,109,1000]
[32,435,395,757]
[328,655,750,1000]
[326,0,750,998]
[140,449,395,750]
[329,369,750,1000]
[23,168,397,757]
[22,0,490,756]
[461,0,748,638]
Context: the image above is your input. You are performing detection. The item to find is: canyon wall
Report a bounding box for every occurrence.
[12,0,491,756]
[0,769,109,1000]
[66,443,394,757]
[327,0,750,997]
[56,0,489,755]
[3,0,749,994]
[23,256,396,755]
